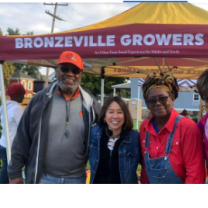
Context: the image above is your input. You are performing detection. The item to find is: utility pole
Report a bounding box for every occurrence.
[44,2,68,87]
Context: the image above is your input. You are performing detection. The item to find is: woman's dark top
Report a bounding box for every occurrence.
[93,127,125,184]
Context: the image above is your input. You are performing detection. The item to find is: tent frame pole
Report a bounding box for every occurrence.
[101,67,105,106]
[136,85,140,130]
[113,87,116,97]
[0,61,11,163]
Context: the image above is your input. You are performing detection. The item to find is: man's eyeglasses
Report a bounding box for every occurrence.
[146,96,169,106]
[58,66,82,75]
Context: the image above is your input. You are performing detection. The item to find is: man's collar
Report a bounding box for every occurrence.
[57,87,80,100]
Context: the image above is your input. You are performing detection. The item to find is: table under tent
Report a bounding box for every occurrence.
[1,2,208,162]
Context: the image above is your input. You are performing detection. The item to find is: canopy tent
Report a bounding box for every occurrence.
[1,2,208,161]
[1,2,208,78]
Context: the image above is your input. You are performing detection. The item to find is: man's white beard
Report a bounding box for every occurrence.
[57,80,74,94]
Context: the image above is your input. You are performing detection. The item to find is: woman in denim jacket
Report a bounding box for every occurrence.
[89,97,141,184]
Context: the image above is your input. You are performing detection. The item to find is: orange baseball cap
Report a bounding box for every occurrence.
[57,51,84,70]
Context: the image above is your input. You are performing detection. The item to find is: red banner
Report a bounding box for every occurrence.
[1,24,208,60]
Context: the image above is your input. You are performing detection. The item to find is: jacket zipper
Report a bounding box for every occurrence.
[109,150,113,182]
[85,106,92,157]
[34,85,94,183]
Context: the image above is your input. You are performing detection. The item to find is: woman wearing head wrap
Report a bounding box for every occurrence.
[0,83,25,184]
[140,72,205,184]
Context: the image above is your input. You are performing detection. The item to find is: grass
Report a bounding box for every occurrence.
[86,162,141,172]
[133,120,142,131]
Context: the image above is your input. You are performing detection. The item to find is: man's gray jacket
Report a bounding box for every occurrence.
[8,81,101,184]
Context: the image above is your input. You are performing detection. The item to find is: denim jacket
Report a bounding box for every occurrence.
[89,125,141,184]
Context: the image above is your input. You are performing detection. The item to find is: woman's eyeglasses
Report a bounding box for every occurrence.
[58,66,82,75]
[146,96,169,106]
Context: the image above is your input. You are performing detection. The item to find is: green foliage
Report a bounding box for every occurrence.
[0,28,3,36]
[120,89,130,98]
[0,28,16,87]
[81,74,101,96]
[192,117,198,123]
[80,74,129,97]
[2,62,15,86]
[14,63,39,76]
[23,31,34,35]
[7,28,39,75]
[7,28,20,35]
[104,77,127,96]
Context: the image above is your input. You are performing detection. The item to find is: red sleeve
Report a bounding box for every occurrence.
[181,122,206,184]
[139,119,149,184]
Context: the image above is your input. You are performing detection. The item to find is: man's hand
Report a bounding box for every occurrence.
[10,177,23,184]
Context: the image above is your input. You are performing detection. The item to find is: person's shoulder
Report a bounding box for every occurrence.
[34,87,50,98]
[91,124,102,133]
[129,129,139,137]
[12,103,24,111]
[29,86,52,104]
[178,116,199,129]
[91,125,102,141]
[79,86,98,101]
[199,111,208,124]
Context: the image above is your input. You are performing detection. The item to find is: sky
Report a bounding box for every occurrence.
[0,3,139,35]
[1,2,208,75]
[0,2,139,75]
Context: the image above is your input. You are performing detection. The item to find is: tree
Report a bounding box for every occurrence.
[104,77,128,96]
[80,73,129,97]
[24,32,34,35]
[2,62,15,86]
[7,28,39,75]
[14,64,39,75]
[7,28,20,35]
[81,74,101,96]
[0,28,15,86]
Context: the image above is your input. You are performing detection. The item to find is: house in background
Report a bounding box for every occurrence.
[112,78,200,120]
[131,78,199,119]
[10,71,35,97]
[49,71,56,81]
[31,71,52,93]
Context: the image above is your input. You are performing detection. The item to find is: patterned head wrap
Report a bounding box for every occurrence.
[142,73,179,100]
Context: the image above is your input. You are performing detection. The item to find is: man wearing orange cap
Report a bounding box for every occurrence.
[8,51,101,184]
[0,83,25,183]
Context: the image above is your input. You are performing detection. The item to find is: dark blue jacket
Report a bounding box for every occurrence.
[89,125,141,184]
[8,81,101,184]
